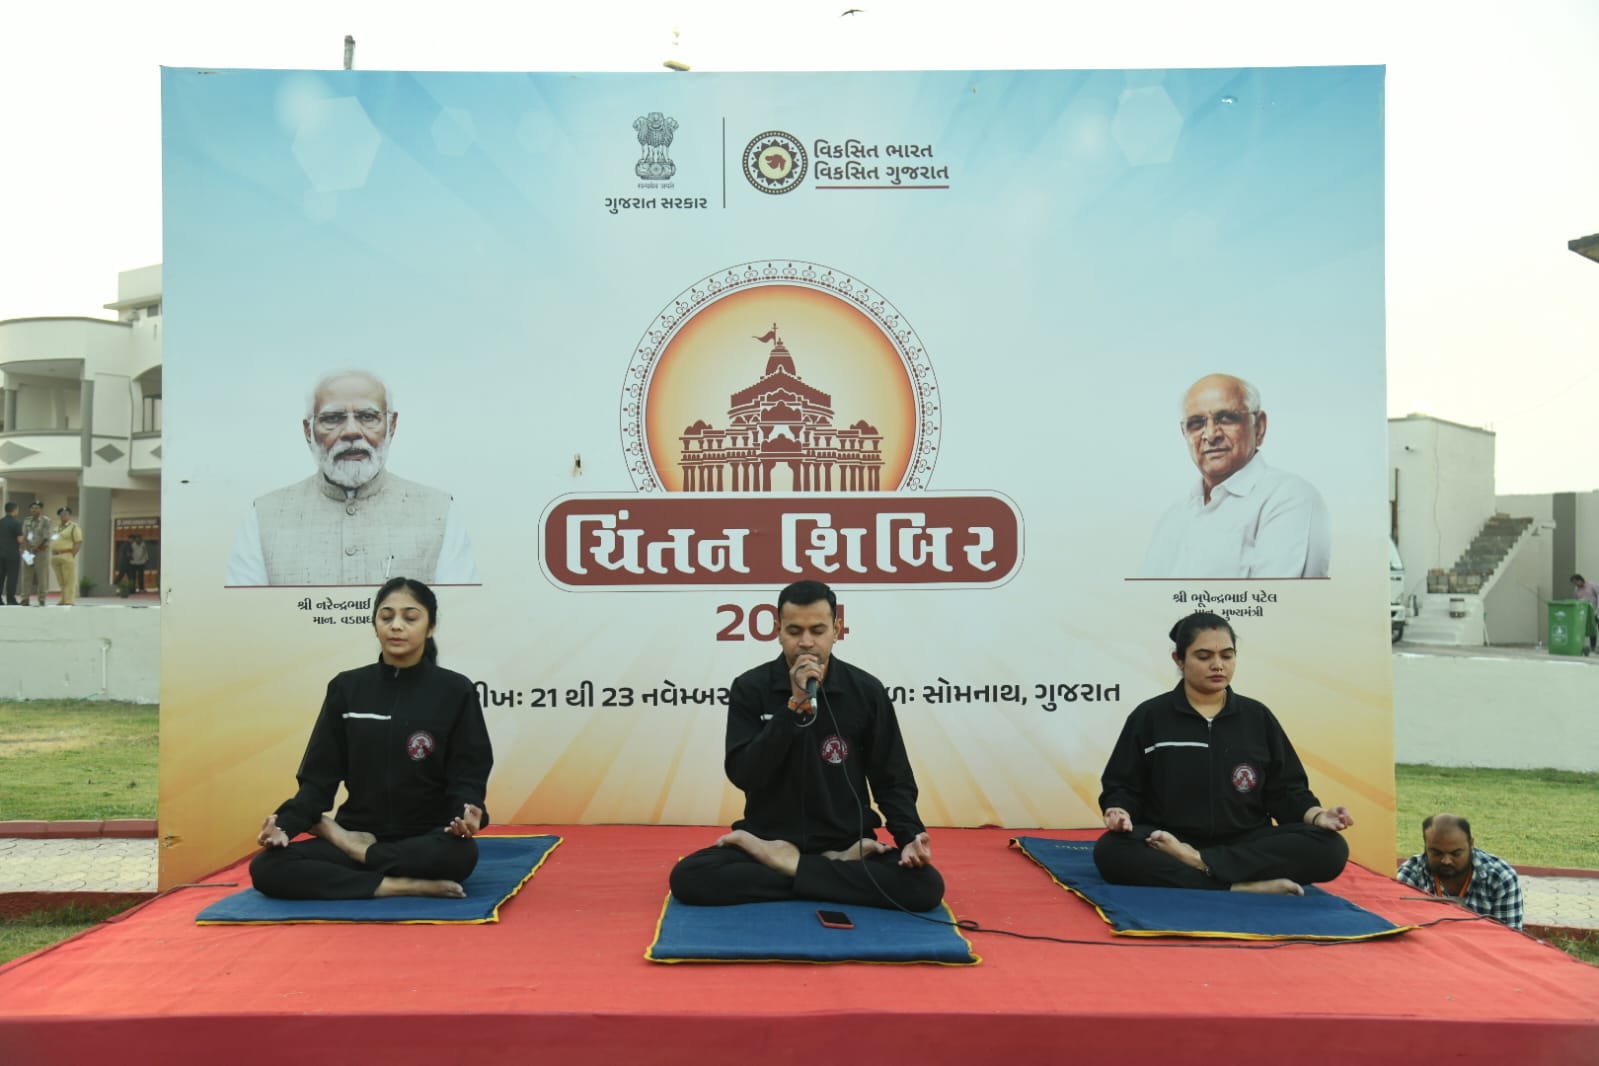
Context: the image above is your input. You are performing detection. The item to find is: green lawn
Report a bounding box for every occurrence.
[1549,933,1599,967]
[4,709,1593,870]
[1393,764,1598,870]
[0,901,135,966]
[0,700,158,821]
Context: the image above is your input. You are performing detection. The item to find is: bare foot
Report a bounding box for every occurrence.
[1146,829,1206,871]
[1231,878,1305,896]
[311,816,376,863]
[375,877,465,899]
[823,838,892,862]
[716,829,800,877]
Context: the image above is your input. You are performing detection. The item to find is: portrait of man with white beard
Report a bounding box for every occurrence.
[225,370,480,586]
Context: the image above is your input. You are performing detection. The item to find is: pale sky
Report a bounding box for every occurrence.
[2,0,1594,493]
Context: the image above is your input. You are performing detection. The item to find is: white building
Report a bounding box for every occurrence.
[0,264,162,596]
[1389,413,1594,647]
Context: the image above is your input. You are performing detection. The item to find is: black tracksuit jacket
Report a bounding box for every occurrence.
[273,656,493,839]
[1097,683,1319,843]
[725,654,925,853]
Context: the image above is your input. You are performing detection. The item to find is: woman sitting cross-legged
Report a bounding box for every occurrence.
[250,577,493,900]
[1094,611,1352,895]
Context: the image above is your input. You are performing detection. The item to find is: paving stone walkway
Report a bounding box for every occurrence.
[0,837,158,893]
[1522,874,1599,930]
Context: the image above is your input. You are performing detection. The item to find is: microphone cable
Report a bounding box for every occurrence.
[816,681,943,920]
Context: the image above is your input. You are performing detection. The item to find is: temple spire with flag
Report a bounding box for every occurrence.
[676,324,883,492]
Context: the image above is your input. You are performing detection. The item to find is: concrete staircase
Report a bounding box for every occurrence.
[1404,593,1487,645]
[1406,514,1535,646]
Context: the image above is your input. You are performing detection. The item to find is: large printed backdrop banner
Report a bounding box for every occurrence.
[160,67,1389,889]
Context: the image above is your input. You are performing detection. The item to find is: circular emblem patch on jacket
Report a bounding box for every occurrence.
[407,731,437,761]
[820,734,850,764]
[1231,763,1260,793]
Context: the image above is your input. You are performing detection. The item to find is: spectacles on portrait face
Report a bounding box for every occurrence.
[1182,409,1254,435]
[314,408,386,432]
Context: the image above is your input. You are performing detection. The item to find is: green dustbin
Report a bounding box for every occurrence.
[1547,599,1593,656]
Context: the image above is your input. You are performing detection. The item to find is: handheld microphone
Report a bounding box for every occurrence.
[806,677,818,705]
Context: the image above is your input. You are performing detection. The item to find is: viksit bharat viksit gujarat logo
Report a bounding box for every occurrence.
[742,131,807,194]
[539,260,1022,589]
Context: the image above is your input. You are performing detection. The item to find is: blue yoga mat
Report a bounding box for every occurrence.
[196,834,562,925]
[1013,836,1412,942]
[647,895,979,964]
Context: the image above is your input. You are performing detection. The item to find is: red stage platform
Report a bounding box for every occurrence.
[2,826,1595,1065]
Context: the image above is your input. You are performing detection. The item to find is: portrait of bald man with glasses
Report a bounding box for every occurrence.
[1138,373,1330,579]
[226,370,480,586]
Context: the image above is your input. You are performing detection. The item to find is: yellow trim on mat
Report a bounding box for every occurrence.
[644,892,981,965]
[196,833,563,926]
[1009,837,1417,942]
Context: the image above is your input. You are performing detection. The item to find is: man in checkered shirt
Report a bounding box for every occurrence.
[1396,813,1523,930]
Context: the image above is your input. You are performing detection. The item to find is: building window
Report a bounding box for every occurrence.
[142,395,163,433]
[145,302,161,319]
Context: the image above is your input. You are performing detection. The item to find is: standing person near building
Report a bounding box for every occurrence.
[1570,574,1599,655]
[126,534,151,592]
[1395,813,1523,930]
[0,502,22,605]
[20,501,52,606]
[51,507,84,606]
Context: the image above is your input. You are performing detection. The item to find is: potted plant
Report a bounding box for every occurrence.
[79,574,96,597]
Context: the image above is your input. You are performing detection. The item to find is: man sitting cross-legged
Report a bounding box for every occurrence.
[669,580,944,912]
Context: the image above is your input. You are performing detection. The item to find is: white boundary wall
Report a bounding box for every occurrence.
[1393,651,1598,772]
[0,606,159,703]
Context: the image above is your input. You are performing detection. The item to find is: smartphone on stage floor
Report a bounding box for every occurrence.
[816,909,854,929]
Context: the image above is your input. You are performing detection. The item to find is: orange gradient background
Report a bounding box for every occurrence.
[644,285,919,492]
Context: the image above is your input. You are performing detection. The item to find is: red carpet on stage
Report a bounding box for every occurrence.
[2,826,1595,1066]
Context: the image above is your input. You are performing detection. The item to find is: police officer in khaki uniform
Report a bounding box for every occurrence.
[51,506,83,605]
[20,501,52,606]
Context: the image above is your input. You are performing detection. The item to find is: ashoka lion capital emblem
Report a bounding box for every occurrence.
[634,111,679,180]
